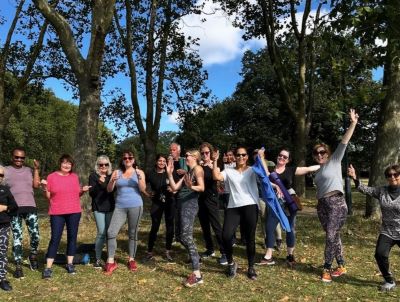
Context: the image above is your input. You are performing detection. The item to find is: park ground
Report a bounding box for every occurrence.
[2,181,399,302]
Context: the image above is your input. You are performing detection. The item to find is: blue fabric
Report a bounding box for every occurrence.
[252,156,291,232]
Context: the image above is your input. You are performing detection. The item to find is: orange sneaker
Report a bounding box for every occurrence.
[321,269,332,283]
[104,262,118,275]
[331,265,347,278]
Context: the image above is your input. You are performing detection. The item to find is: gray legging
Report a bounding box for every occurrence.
[107,206,143,259]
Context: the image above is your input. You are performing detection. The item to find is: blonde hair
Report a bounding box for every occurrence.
[94,155,112,175]
[186,149,201,163]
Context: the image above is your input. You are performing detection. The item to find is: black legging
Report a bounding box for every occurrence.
[198,193,225,254]
[375,234,400,283]
[222,204,258,267]
[147,199,175,252]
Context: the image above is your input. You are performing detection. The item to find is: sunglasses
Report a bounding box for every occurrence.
[236,153,247,158]
[98,163,110,167]
[13,156,26,160]
[313,150,327,156]
[201,151,210,155]
[386,172,399,179]
[123,156,134,161]
[0,174,4,177]
[185,153,193,158]
[278,154,289,160]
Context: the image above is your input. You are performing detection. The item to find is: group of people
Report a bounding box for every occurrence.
[0,109,399,292]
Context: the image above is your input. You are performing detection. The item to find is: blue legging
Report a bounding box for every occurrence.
[265,206,296,249]
[46,213,81,259]
[94,211,113,260]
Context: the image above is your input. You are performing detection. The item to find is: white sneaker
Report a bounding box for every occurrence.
[380,281,396,292]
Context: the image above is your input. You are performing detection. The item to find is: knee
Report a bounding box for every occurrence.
[375,249,388,261]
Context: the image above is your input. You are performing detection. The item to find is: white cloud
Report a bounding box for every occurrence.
[167,111,179,125]
[180,0,265,66]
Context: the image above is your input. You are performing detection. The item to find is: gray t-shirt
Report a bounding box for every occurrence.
[314,143,347,199]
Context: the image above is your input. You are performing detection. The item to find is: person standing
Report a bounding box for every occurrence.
[5,147,41,278]
[0,165,18,291]
[348,164,400,291]
[88,155,115,268]
[313,109,358,282]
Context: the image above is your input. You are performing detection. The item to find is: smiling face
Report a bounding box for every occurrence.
[97,159,110,175]
[277,150,290,167]
[313,145,329,165]
[235,148,248,166]
[12,149,26,168]
[385,169,400,187]
[156,156,167,170]
[60,160,72,174]
[200,146,211,162]
[227,151,235,163]
[122,153,135,168]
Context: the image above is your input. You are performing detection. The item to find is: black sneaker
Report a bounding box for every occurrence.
[274,239,282,252]
[200,250,215,259]
[42,268,53,279]
[227,262,238,278]
[165,251,175,264]
[257,257,275,266]
[0,280,12,291]
[29,254,39,271]
[93,259,103,269]
[218,254,228,266]
[65,263,76,274]
[143,252,154,263]
[247,266,257,280]
[13,263,24,279]
[286,254,296,267]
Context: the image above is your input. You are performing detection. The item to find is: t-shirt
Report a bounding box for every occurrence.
[314,143,347,199]
[146,169,173,203]
[46,172,82,215]
[276,166,297,190]
[5,166,36,209]
[221,167,258,208]
[115,170,143,208]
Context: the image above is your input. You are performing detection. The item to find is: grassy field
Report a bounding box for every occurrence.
[2,183,399,301]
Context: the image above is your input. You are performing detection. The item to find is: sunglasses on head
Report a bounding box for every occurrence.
[13,156,26,160]
[313,150,327,156]
[98,163,110,167]
[386,172,399,179]
[278,154,289,160]
[236,153,247,158]
[201,151,210,155]
[123,156,134,161]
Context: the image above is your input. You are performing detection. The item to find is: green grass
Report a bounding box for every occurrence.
[3,185,399,301]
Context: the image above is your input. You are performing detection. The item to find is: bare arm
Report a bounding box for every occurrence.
[185,166,204,192]
[166,158,184,191]
[212,150,224,181]
[341,109,359,145]
[107,170,119,192]
[295,165,320,176]
[32,159,41,188]
[136,169,150,197]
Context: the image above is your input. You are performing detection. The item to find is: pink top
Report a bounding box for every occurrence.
[5,166,36,207]
[46,172,82,215]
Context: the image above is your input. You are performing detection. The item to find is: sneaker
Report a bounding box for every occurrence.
[257,257,275,266]
[93,259,103,269]
[0,280,12,291]
[165,251,175,263]
[227,262,238,278]
[200,250,215,259]
[380,281,396,292]
[42,268,53,279]
[28,254,39,271]
[321,269,332,283]
[331,265,347,277]
[104,262,118,275]
[143,252,154,262]
[13,263,24,279]
[128,260,138,272]
[218,254,228,266]
[65,263,76,274]
[247,266,257,280]
[286,254,296,267]
[183,273,203,288]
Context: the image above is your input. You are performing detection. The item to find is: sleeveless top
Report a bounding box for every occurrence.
[115,170,143,208]
[177,168,199,203]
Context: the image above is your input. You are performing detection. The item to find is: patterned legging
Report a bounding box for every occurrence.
[11,213,40,262]
[317,193,348,268]
[0,226,10,280]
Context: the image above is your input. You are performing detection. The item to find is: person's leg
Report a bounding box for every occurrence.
[107,208,128,262]
[126,206,143,260]
[222,208,241,265]
[241,205,258,268]
[375,234,395,282]
[317,197,331,269]
[148,202,163,253]
[174,197,181,242]
[286,212,297,255]
[94,211,107,260]
[180,198,200,275]
[25,212,40,257]
[258,200,266,247]
[46,215,66,268]
[205,194,225,255]
[0,226,10,282]
[198,196,214,254]
[10,214,23,264]
[164,200,175,251]
[327,195,347,267]
[264,206,279,260]
[65,213,82,264]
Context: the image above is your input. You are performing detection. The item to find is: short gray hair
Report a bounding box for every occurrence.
[170,142,181,152]
[0,165,5,185]
[94,155,112,175]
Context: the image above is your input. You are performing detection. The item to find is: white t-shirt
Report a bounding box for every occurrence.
[221,167,259,208]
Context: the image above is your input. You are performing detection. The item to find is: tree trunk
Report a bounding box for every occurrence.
[365,37,400,218]
[143,135,158,175]
[293,116,307,196]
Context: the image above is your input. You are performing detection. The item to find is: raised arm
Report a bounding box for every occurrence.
[295,165,320,176]
[166,157,184,191]
[348,164,381,199]
[341,109,359,145]
[32,159,41,188]
[212,150,224,181]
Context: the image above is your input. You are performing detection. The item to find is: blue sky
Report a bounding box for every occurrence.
[1,0,383,135]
